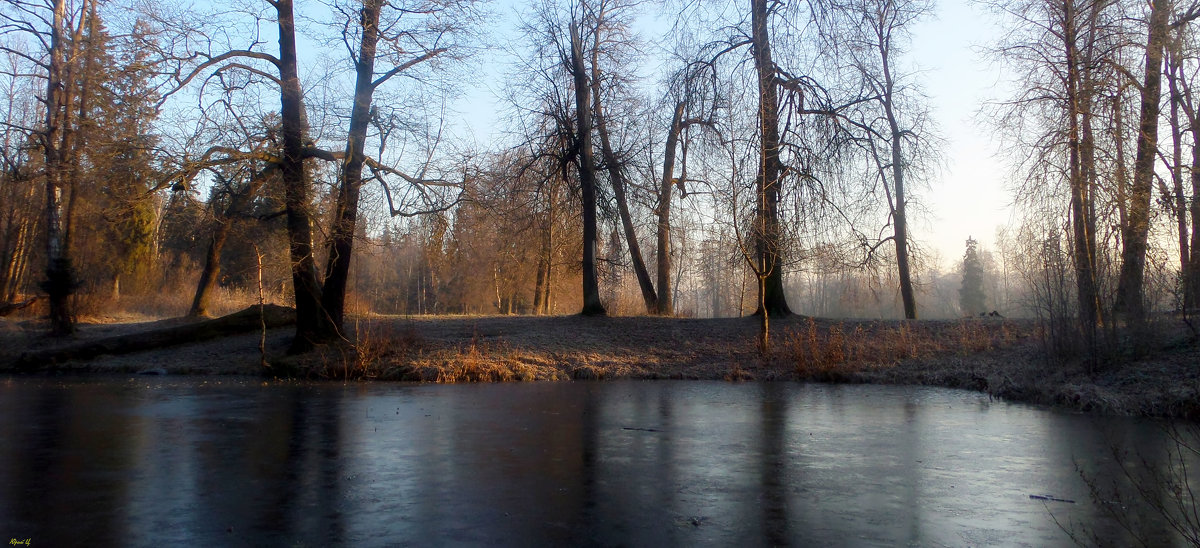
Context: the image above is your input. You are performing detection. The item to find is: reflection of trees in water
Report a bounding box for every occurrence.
[124,385,347,544]
[5,381,1200,545]
[759,384,790,544]
[258,388,346,543]
[1,385,129,545]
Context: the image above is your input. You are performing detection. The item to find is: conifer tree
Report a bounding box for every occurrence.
[960,237,987,316]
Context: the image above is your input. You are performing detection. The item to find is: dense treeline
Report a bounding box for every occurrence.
[0,0,1194,356]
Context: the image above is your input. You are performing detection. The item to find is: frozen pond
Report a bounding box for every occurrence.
[0,377,1193,546]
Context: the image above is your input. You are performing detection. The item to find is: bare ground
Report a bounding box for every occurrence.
[1,311,1197,418]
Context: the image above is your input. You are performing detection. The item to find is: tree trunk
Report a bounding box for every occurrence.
[1116,0,1169,325]
[878,41,916,319]
[0,185,35,304]
[601,135,657,312]
[1176,65,1200,311]
[657,101,686,317]
[13,305,296,370]
[62,0,97,258]
[1063,0,1103,340]
[277,0,329,352]
[545,206,555,314]
[1077,105,1103,328]
[189,167,273,318]
[41,0,75,336]
[322,0,383,336]
[758,273,769,353]
[587,31,656,314]
[606,151,658,312]
[189,217,231,318]
[750,0,792,317]
[533,208,552,314]
[569,22,606,316]
[533,250,547,314]
[1167,55,1193,311]
[1113,89,1130,232]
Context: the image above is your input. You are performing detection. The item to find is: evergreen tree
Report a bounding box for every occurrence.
[94,20,163,294]
[960,237,987,316]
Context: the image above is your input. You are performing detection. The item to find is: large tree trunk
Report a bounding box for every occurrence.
[12,305,296,370]
[750,0,792,318]
[41,0,75,336]
[322,0,383,336]
[657,101,686,317]
[569,22,606,316]
[277,0,329,352]
[1116,0,1169,325]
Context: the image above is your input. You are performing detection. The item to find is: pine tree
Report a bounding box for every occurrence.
[960,237,987,316]
[95,20,163,294]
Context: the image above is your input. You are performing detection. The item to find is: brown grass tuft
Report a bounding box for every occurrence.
[724,363,754,381]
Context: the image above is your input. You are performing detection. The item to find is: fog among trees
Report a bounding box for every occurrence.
[0,0,1196,357]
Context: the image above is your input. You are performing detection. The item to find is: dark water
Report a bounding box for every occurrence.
[0,377,1193,546]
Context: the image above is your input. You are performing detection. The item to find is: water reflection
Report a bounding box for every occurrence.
[0,377,1192,546]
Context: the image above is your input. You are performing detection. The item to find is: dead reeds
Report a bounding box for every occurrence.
[778,317,1021,380]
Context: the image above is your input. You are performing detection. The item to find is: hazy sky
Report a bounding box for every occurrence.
[908,0,1012,266]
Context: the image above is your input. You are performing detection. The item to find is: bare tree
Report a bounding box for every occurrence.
[984,0,1132,359]
[188,163,277,318]
[831,0,936,319]
[748,0,792,318]
[1164,19,1200,313]
[568,18,606,315]
[320,0,475,336]
[514,1,609,315]
[654,55,720,316]
[160,0,332,350]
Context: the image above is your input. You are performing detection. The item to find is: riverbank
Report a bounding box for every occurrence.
[1,311,1196,419]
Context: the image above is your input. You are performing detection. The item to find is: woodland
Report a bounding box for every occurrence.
[0,0,1197,370]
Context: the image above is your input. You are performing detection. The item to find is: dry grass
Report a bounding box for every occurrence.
[774,318,1024,381]
[6,310,1198,418]
[283,321,567,382]
[46,284,289,324]
[288,315,1030,385]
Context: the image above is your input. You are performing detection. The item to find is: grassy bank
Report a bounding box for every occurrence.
[2,312,1196,419]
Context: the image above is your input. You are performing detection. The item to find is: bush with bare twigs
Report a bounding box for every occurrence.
[1055,423,1200,546]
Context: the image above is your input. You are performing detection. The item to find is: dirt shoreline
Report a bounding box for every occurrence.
[1,312,1197,419]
